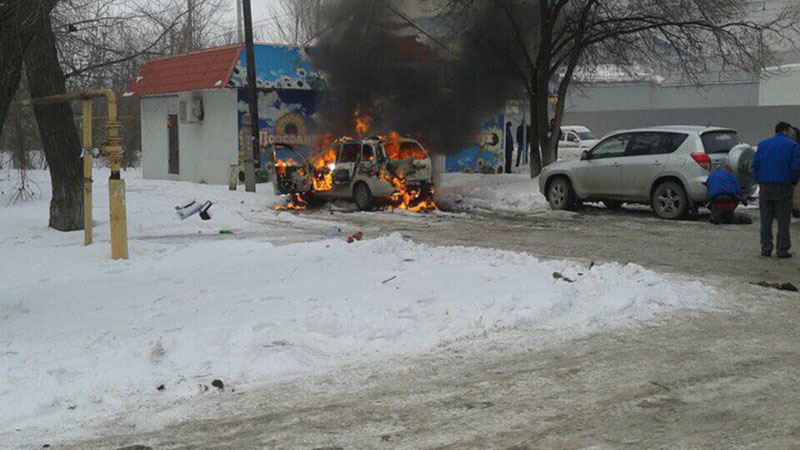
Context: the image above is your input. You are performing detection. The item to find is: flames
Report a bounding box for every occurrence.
[380,131,424,160]
[385,174,437,212]
[274,158,294,175]
[354,107,372,137]
[273,158,309,210]
[378,130,437,212]
[273,193,307,210]
[272,107,436,213]
[312,147,336,191]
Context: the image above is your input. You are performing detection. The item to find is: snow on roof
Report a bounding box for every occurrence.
[572,64,665,84]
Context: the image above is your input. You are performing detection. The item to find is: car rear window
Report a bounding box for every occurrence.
[701,131,740,154]
[384,141,428,160]
[626,132,688,156]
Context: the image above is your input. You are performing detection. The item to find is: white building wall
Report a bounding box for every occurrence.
[177,89,239,184]
[140,89,239,185]
[760,65,800,106]
[140,95,177,181]
[566,81,759,113]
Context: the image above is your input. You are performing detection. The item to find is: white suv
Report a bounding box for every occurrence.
[271,137,434,210]
[539,126,756,219]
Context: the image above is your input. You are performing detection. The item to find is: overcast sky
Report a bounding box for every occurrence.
[209,0,285,43]
[220,1,283,33]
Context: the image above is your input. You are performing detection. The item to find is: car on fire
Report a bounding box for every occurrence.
[271,135,435,211]
[539,126,757,219]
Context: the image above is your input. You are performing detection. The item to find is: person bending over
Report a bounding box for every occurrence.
[706,165,751,225]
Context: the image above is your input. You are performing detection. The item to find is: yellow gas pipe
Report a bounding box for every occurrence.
[19,90,128,260]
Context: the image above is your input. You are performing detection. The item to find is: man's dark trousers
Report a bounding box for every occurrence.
[760,183,794,255]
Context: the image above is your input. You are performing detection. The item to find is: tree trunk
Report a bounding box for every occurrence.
[545,62,578,168]
[528,96,542,178]
[1,6,30,129]
[23,11,84,231]
[0,1,58,130]
[529,73,551,178]
[10,99,30,169]
[0,44,23,132]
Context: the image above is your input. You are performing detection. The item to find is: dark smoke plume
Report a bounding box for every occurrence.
[311,0,522,154]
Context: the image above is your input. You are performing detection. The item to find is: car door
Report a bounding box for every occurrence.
[574,133,630,197]
[620,132,687,200]
[359,143,378,173]
[270,144,312,195]
[332,142,361,194]
[561,131,578,149]
[360,142,394,197]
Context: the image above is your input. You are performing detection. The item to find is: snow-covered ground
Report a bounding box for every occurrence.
[1,168,717,447]
[434,147,587,214]
[435,172,549,214]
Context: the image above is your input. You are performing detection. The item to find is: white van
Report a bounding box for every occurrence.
[560,126,600,150]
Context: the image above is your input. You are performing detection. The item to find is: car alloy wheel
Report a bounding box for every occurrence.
[548,178,573,211]
[653,181,687,219]
[658,189,680,213]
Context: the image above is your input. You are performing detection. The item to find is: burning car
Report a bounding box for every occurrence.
[271,134,435,211]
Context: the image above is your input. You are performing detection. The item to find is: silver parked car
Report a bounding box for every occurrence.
[539,126,757,219]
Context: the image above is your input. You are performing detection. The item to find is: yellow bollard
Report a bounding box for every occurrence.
[108,178,128,259]
[16,90,129,259]
[82,100,93,246]
[103,109,129,260]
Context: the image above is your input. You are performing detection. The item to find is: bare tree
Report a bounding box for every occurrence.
[1,0,228,228]
[22,9,85,230]
[270,0,325,45]
[1,77,41,171]
[0,1,60,129]
[56,0,228,167]
[432,0,800,177]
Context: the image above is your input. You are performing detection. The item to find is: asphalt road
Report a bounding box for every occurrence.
[303,204,800,285]
[58,204,800,450]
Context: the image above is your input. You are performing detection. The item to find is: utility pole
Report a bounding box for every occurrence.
[242,0,259,193]
[186,0,194,51]
[294,13,300,46]
[236,0,243,42]
[316,0,322,38]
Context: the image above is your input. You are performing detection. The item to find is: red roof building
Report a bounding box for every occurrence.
[131,44,319,185]
[125,44,243,97]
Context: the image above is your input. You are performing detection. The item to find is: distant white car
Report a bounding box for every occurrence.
[560,126,600,151]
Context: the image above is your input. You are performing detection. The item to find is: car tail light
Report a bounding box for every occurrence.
[691,153,712,170]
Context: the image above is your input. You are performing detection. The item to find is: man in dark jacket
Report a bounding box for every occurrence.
[706,165,751,224]
[547,118,560,161]
[753,121,800,258]
[515,123,526,167]
[505,121,514,174]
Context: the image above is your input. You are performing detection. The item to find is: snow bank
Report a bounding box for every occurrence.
[0,169,714,445]
[0,168,312,242]
[435,172,550,213]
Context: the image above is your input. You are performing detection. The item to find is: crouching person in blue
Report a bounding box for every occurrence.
[707,165,752,225]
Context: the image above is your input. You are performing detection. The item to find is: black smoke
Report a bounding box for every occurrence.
[310,0,523,154]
